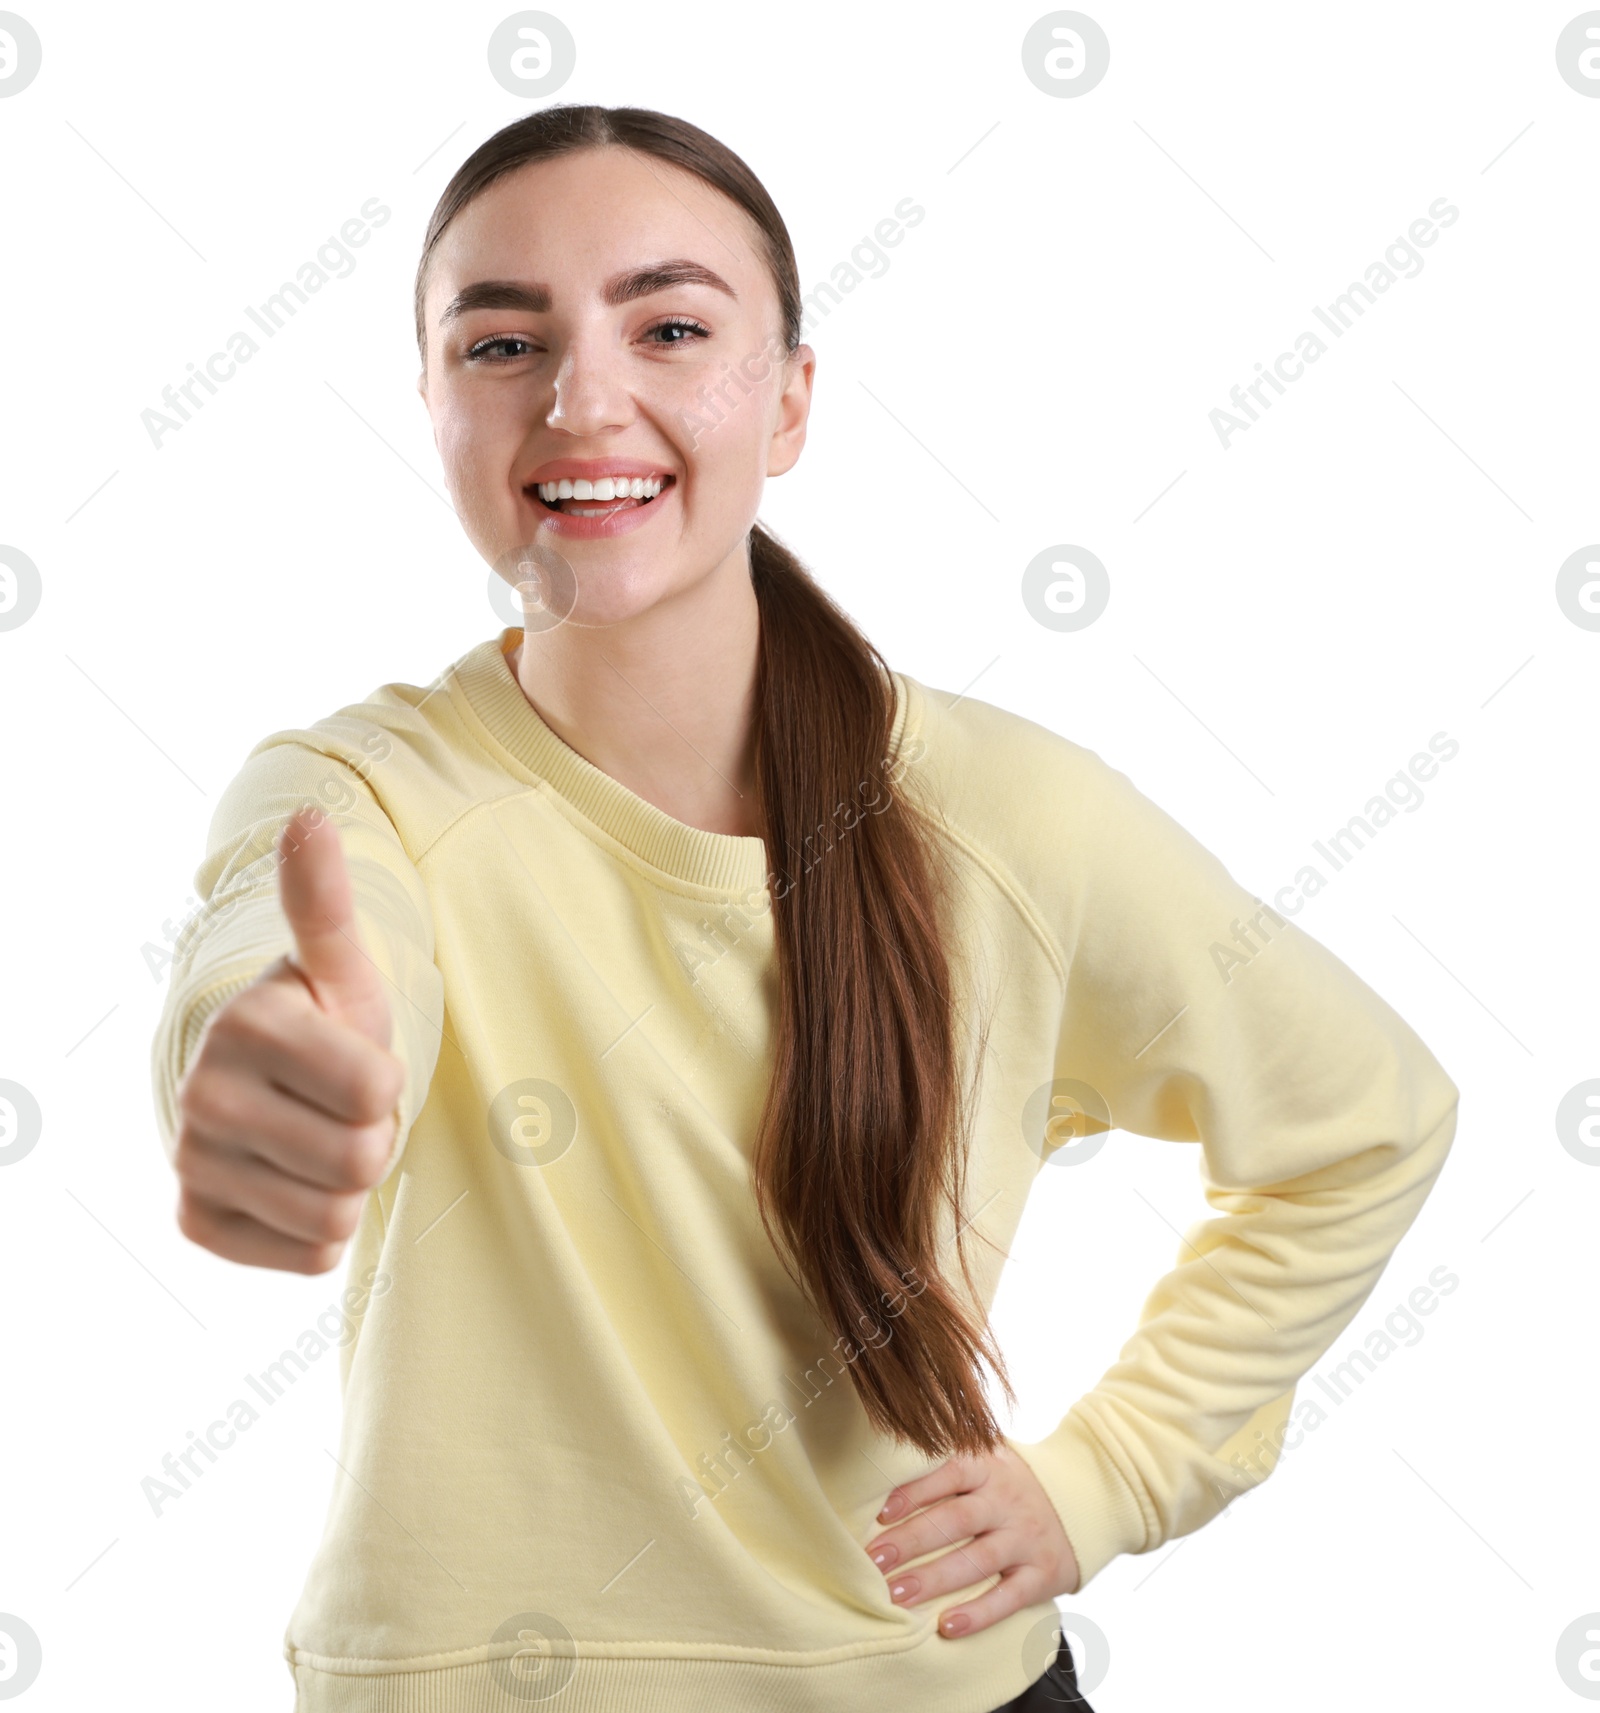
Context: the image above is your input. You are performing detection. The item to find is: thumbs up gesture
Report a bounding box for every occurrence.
[171,807,407,1273]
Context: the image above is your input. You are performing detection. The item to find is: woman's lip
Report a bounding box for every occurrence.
[524,474,677,540]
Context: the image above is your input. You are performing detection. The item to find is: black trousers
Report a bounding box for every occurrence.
[983,1629,1093,1712]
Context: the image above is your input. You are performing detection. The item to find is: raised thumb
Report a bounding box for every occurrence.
[275,807,391,1047]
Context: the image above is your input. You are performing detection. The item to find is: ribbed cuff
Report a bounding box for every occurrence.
[150,967,268,1167]
[1004,1406,1150,1592]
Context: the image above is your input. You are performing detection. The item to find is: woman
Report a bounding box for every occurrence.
[151,104,1459,1712]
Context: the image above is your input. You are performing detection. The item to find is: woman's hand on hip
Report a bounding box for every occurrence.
[862,1443,1081,1639]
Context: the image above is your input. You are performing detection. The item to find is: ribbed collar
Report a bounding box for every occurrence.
[446,627,916,894]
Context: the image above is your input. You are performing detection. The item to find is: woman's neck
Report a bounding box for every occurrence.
[507,558,764,839]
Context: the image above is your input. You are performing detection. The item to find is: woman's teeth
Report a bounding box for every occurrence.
[535,475,669,514]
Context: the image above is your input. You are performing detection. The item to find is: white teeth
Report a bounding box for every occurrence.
[535,475,667,502]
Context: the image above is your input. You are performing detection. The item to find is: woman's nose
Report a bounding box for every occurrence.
[545,338,633,435]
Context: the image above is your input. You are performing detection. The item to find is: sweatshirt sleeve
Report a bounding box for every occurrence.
[1002,747,1460,1592]
[149,730,446,1183]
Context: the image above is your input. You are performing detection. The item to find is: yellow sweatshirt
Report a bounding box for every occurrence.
[150,625,1460,1712]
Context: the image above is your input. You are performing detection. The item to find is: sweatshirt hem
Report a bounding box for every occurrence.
[284,1610,1061,1713]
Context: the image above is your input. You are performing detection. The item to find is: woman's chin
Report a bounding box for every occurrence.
[557,570,688,630]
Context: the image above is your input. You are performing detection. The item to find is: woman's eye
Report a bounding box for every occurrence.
[646,317,710,346]
[466,336,535,363]
[465,320,710,364]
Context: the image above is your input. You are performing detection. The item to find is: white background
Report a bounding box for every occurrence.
[1,2,1595,1707]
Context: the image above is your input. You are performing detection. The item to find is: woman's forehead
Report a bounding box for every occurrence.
[427,178,764,312]
[448,151,746,254]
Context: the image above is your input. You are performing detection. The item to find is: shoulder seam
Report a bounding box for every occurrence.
[244,727,508,872]
[907,681,1075,988]
[927,812,1069,989]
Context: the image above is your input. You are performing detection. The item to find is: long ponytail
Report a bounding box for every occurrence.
[746,518,1014,1457]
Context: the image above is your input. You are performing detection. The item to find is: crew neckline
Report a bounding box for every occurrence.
[447,626,917,895]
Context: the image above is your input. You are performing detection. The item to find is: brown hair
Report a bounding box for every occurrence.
[414,105,1013,1460]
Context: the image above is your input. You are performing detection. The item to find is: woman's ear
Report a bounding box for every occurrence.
[766,344,816,479]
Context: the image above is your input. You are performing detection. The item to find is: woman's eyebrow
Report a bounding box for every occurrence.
[440,259,738,324]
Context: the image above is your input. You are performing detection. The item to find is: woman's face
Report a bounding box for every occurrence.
[417,146,813,629]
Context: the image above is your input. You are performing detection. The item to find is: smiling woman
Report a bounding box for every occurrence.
[405,110,1010,1461]
[151,101,1458,1713]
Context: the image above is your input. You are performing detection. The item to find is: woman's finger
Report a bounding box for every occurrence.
[874,1451,988,1524]
[935,1562,1050,1639]
[882,1525,1024,1609]
[865,1488,993,1572]
[175,1185,347,1275]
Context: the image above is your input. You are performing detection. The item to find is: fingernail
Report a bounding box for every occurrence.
[878,1493,905,1521]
